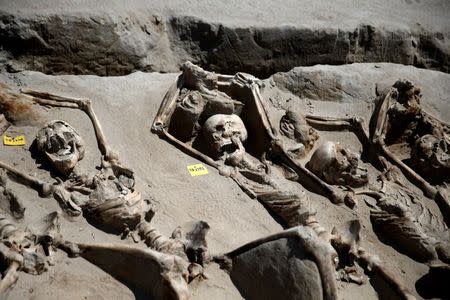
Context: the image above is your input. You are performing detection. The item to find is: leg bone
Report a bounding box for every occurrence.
[58,241,191,300]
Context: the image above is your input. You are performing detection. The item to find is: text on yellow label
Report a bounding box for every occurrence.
[187,163,208,176]
[3,135,26,146]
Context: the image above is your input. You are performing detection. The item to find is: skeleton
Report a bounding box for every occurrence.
[153,62,364,239]
[0,206,193,299]
[279,108,372,191]
[202,112,325,234]
[356,160,450,264]
[371,80,450,217]
[215,223,415,300]
[283,89,450,266]
[0,170,197,299]
[301,134,450,265]
[0,209,60,298]
[0,88,210,288]
[284,101,450,265]
[0,190,193,300]
[153,63,420,298]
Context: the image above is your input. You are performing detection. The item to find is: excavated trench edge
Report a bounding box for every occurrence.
[0,13,448,77]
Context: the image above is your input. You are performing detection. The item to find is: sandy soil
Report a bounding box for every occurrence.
[0,62,448,299]
[1,0,449,30]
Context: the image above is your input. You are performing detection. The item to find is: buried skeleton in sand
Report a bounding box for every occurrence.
[0,87,209,298]
[151,61,429,298]
[2,67,418,298]
[0,64,448,299]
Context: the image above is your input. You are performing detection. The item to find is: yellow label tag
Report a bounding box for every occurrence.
[187,163,208,176]
[3,135,26,146]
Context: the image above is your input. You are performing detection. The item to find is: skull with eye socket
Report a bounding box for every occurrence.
[280,110,319,158]
[35,120,85,176]
[203,114,248,158]
[307,141,368,187]
[391,80,422,115]
[411,134,450,182]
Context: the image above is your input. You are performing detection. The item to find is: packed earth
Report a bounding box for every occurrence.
[0,1,449,299]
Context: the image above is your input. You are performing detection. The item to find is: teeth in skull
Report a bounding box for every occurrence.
[204,114,248,156]
[35,120,85,175]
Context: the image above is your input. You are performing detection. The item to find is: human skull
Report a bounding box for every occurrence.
[35,120,85,175]
[203,114,248,156]
[411,134,450,182]
[280,110,319,157]
[392,80,422,115]
[308,141,368,187]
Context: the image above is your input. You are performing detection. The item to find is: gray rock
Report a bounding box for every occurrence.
[229,237,324,300]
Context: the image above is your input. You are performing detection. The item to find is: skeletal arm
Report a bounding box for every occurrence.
[273,143,355,206]
[369,89,437,198]
[0,160,82,215]
[0,160,50,195]
[152,74,184,134]
[22,89,117,162]
[305,115,371,151]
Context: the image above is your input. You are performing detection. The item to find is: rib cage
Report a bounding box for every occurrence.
[234,170,327,237]
[370,182,450,262]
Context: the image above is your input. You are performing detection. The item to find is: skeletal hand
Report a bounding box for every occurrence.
[230,134,244,149]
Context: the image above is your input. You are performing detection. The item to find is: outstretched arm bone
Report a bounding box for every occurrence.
[274,144,350,205]
[251,85,278,139]
[152,75,184,134]
[21,90,117,162]
[372,89,394,144]
[305,115,370,150]
[161,129,220,169]
[0,160,49,194]
[379,144,436,198]
[220,226,338,300]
